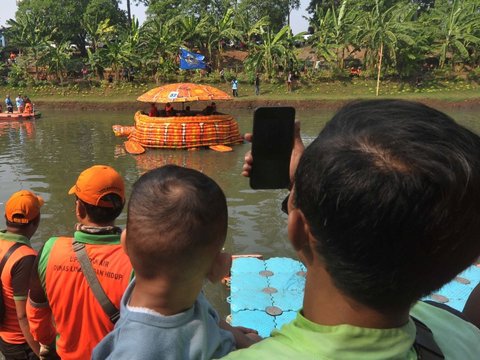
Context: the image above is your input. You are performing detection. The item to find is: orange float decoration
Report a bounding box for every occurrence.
[113,83,243,152]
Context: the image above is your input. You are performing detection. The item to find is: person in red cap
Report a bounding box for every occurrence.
[0,190,43,360]
[27,165,133,360]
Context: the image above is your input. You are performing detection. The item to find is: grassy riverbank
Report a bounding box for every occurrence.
[1,79,478,110]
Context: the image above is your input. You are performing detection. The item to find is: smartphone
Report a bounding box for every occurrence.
[250,107,295,189]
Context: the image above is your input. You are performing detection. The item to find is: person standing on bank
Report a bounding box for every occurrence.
[254,74,260,96]
[231,78,239,97]
[0,190,43,360]
[286,72,292,92]
[27,165,133,360]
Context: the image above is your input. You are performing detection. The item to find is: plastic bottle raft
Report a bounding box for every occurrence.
[227,256,480,338]
[120,111,243,150]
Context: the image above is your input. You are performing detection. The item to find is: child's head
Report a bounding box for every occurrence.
[293,99,480,313]
[125,165,228,282]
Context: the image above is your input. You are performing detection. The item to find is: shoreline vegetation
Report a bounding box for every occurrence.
[6,79,479,112]
[4,1,479,113]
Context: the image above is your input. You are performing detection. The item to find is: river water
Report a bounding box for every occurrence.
[0,105,478,315]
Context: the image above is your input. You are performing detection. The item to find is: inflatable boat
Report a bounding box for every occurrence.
[0,111,41,120]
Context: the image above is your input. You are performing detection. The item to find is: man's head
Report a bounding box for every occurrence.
[5,190,44,238]
[292,100,480,312]
[125,165,229,282]
[68,165,125,225]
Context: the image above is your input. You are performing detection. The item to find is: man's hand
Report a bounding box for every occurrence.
[242,122,305,187]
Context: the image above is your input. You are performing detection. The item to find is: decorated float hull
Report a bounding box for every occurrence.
[125,111,243,150]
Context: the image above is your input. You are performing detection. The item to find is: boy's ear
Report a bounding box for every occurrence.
[120,229,128,255]
[288,208,314,266]
[207,252,232,283]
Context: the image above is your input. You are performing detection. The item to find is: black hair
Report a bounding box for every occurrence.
[126,165,227,279]
[78,194,124,224]
[5,214,40,228]
[294,99,480,312]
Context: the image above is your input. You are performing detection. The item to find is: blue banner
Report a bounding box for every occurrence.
[179,48,206,70]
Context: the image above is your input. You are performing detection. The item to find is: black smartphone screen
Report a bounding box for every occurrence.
[250,107,295,189]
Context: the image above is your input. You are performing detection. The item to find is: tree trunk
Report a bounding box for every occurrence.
[376,43,383,97]
[127,0,132,23]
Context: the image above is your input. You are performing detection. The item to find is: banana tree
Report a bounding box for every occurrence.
[6,14,51,80]
[245,25,300,79]
[100,18,140,81]
[83,18,116,52]
[138,18,184,83]
[199,8,243,68]
[40,41,73,83]
[429,0,480,69]
[354,0,414,96]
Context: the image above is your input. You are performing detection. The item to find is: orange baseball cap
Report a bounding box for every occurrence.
[5,190,44,224]
[68,165,125,208]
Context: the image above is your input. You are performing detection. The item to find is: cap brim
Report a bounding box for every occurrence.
[68,185,76,195]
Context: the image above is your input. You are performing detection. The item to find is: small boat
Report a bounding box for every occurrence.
[0,111,41,120]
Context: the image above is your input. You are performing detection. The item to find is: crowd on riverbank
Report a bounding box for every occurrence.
[1,99,480,360]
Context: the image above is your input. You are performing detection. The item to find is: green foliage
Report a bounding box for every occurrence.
[16,0,89,50]
[427,0,480,69]
[4,0,480,88]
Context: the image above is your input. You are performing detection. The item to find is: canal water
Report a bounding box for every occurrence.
[0,105,478,315]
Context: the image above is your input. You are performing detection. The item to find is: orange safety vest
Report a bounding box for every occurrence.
[36,235,132,360]
[24,103,32,114]
[0,236,36,344]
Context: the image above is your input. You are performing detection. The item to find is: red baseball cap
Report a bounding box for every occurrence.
[68,165,125,208]
[5,190,44,224]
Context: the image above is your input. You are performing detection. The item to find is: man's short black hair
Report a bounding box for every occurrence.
[5,214,40,229]
[78,194,124,224]
[126,165,227,279]
[294,99,480,312]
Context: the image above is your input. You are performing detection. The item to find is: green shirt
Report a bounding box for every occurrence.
[221,302,480,359]
[0,230,32,247]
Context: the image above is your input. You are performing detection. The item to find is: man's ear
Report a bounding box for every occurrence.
[288,208,314,266]
[207,252,232,283]
[120,228,128,255]
[75,199,87,220]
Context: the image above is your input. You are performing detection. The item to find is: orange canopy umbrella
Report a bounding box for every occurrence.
[137,83,232,103]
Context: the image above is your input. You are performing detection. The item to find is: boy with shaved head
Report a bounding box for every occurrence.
[94,165,259,360]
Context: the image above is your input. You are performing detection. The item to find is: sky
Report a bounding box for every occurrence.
[0,0,310,34]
